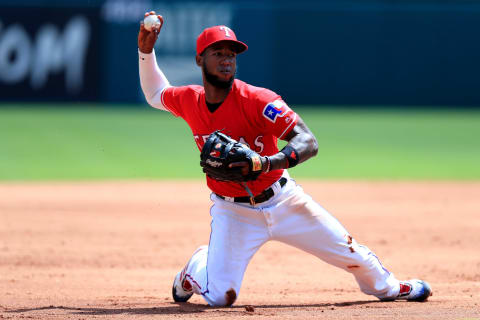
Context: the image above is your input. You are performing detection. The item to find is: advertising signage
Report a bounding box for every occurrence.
[0,7,100,101]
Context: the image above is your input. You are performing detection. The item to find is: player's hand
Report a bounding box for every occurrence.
[228,157,268,176]
[228,161,250,176]
[138,11,164,54]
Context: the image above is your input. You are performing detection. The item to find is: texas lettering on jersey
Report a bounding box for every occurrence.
[194,134,265,153]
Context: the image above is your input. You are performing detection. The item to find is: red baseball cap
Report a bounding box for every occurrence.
[196,25,248,55]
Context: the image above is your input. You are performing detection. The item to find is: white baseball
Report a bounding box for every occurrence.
[143,15,161,31]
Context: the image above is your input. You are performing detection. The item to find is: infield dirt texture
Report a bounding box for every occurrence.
[1,180,479,320]
[1,107,479,319]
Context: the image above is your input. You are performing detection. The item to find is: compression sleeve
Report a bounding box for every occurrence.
[138,49,171,111]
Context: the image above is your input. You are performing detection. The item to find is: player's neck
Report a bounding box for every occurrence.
[203,80,232,105]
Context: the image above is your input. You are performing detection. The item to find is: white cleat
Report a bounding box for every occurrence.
[172,245,208,303]
[172,270,193,302]
[395,279,432,302]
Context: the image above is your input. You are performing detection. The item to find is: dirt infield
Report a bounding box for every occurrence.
[1,180,479,320]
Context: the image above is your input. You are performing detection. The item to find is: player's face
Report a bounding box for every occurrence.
[201,41,237,89]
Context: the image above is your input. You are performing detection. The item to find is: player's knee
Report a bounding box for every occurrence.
[206,288,237,307]
[224,288,237,306]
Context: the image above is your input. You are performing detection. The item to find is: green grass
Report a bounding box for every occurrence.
[1,105,479,181]
[293,108,480,179]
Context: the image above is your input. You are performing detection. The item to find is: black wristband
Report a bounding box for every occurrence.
[264,156,271,173]
[280,145,299,168]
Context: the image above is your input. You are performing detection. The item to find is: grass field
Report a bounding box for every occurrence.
[1,105,479,181]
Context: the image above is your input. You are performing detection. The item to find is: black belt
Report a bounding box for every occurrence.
[216,177,287,204]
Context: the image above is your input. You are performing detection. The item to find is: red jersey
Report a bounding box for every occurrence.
[161,79,298,197]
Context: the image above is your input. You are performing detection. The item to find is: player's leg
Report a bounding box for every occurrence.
[172,195,270,306]
[266,180,407,300]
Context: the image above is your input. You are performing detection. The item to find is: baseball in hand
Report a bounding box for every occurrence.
[143,15,161,31]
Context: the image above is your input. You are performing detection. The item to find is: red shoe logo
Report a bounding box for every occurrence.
[398,283,412,297]
[182,279,193,291]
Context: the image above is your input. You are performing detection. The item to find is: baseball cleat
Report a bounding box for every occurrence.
[395,279,432,302]
[172,245,207,303]
[172,270,193,302]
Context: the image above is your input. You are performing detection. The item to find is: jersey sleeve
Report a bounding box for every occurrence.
[256,90,298,139]
[160,86,189,118]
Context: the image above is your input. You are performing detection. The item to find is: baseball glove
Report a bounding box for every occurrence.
[200,131,263,182]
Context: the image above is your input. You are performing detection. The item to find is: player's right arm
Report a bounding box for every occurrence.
[138,11,171,111]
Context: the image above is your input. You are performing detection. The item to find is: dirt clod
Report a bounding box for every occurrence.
[245,305,255,312]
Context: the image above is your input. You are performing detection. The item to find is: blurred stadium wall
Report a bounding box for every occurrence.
[1,0,479,107]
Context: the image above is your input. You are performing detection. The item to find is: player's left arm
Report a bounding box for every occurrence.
[266,116,318,171]
[229,116,318,175]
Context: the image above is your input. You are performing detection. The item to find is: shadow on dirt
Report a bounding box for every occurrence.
[6,300,382,315]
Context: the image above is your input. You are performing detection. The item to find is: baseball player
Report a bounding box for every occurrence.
[138,11,432,306]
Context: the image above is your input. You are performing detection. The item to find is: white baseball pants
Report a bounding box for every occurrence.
[182,172,401,306]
